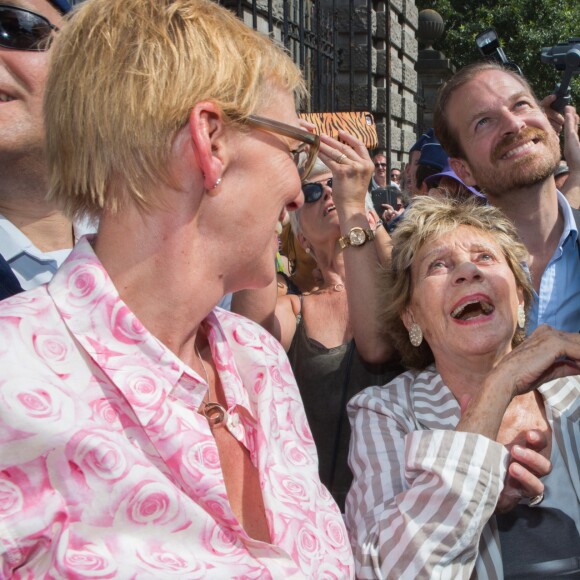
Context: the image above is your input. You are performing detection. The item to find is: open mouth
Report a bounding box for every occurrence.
[500,138,539,160]
[450,299,494,321]
[323,204,336,217]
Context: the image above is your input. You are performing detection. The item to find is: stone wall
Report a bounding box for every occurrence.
[331,1,420,168]
[223,0,422,169]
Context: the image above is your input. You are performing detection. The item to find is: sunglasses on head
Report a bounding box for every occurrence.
[0,4,58,51]
[301,178,332,203]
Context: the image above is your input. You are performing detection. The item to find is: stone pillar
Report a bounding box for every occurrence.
[329,0,419,169]
[415,9,455,135]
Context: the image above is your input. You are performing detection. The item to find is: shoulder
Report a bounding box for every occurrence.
[347,366,441,415]
[0,285,54,321]
[539,375,580,413]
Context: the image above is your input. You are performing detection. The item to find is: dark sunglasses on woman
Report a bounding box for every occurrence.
[0,4,58,51]
[302,178,332,204]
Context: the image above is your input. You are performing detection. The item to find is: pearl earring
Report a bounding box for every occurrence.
[409,323,423,347]
[517,304,526,329]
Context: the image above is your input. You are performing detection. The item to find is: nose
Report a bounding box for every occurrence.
[453,261,483,285]
[500,108,526,135]
[286,183,304,212]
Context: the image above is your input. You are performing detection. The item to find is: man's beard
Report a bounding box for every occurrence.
[473,126,560,197]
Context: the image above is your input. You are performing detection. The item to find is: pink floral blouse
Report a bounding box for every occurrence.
[0,237,354,579]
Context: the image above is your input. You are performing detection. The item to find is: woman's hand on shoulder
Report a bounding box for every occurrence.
[493,325,580,399]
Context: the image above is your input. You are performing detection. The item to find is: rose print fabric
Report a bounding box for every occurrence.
[0,237,354,579]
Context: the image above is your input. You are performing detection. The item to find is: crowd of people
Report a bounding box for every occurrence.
[0,0,579,578]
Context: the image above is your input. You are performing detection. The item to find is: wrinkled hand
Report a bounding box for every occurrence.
[300,120,374,214]
[492,325,580,399]
[541,94,565,134]
[496,430,551,514]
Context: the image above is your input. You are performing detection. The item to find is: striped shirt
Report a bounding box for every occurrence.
[345,366,580,579]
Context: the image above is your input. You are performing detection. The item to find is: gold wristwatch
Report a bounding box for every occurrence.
[338,226,375,249]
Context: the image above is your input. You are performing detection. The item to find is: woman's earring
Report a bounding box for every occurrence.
[409,323,423,347]
[305,247,311,254]
[517,304,526,329]
[211,177,222,189]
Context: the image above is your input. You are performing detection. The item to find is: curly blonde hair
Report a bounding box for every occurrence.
[379,195,533,369]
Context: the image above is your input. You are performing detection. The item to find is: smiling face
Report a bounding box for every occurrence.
[373,154,387,178]
[221,87,304,291]
[404,225,523,367]
[447,70,560,199]
[0,0,62,164]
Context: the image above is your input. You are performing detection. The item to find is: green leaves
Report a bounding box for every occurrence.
[417,0,580,102]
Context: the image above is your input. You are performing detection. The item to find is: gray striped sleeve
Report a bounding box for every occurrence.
[345,371,509,579]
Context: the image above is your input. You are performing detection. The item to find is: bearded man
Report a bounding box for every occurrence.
[434,62,580,333]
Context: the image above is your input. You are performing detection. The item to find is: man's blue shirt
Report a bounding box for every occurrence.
[527,191,580,333]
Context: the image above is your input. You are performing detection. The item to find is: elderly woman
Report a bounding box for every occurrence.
[346,196,580,578]
[233,149,399,511]
[0,0,355,577]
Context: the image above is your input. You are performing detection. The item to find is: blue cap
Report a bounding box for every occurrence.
[409,128,435,154]
[424,162,486,199]
[48,0,76,13]
[418,141,449,172]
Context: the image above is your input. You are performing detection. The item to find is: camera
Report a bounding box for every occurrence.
[476,29,522,76]
[541,38,580,112]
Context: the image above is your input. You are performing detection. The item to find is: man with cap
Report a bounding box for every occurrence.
[414,133,449,195]
[400,129,430,196]
[402,128,450,197]
[0,0,90,298]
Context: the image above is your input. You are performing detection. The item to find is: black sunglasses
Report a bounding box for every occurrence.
[0,4,58,51]
[302,178,332,203]
[374,162,387,168]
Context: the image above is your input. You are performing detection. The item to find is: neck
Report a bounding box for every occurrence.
[486,179,562,290]
[375,175,387,187]
[93,200,225,366]
[0,154,74,252]
[435,345,511,403]
[309,238,346,289]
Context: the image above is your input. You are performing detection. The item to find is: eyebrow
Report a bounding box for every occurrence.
[467,90,533,128]
[417,242,499,268]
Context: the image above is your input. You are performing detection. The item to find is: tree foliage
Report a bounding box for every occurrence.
[416,0,580,104]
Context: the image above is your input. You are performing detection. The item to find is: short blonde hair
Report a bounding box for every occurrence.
[45,0,306,220]
[379,196,533,369]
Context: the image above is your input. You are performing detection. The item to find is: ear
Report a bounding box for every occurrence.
[296,231,309,251]
[188,101,227,193]
[517,285,525,307]
[400,308,414,332]
[449,157,476,187]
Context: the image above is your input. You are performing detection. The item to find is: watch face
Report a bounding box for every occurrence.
[350,228,366,245]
